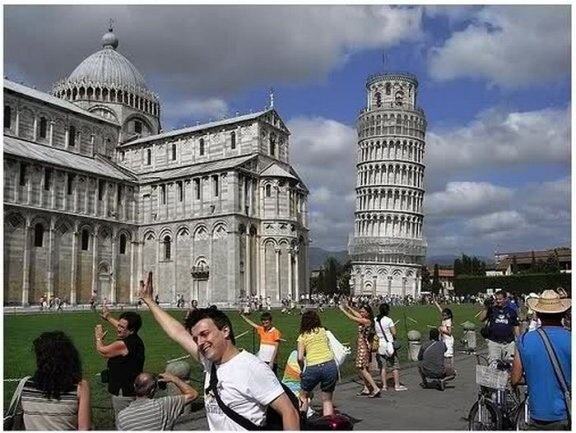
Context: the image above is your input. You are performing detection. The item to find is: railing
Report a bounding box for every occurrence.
[191,265,209,279]
[366,72,418,86]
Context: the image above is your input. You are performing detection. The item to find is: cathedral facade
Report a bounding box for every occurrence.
[348,72,427,297]
[4,28,309,307]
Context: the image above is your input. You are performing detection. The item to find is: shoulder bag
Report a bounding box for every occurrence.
[536,328,571,422]
[206,363,301,430]
[326,329,350,367]
[4,376,31,431]
[376,319,401,357]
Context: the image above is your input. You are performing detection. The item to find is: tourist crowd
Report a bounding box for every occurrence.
[6,283,571,431]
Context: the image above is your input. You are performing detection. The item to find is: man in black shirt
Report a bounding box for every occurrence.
[96,308,145,420]
[479,290,520,364]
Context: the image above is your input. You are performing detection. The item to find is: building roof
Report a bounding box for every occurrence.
[52,29,154,99]
[495,248,571,270]
[260,162,298,180]
[4,79,119,125]
[123,109,272,146]
[138,154,257,182]
[4,135,135,181]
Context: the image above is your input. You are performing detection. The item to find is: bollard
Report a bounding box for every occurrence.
[165,360,192,414]
[461,321,477,352]
[407,330,421,362]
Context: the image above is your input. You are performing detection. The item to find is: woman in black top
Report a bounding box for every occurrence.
[96,308,145,397]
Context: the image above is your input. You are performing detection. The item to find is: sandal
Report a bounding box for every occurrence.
[369,389,381,398]
[355,390,371,397]
[394,385,408,391]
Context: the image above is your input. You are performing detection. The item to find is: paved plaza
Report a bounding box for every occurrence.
[174,349,481,430]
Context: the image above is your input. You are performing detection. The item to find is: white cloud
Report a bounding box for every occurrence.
[465,210,526,234]
[163,98,228,124]
[428,6,570,88]
[426,182,513,216]
[288,117,357,251]
[425,106,570,191]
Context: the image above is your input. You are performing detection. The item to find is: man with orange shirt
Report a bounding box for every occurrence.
[240,311,282,375]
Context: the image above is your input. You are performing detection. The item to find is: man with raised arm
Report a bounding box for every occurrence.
[137,272,299,431]
[240,311,282,375]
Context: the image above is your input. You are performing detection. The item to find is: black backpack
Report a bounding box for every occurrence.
[207,362,302,430]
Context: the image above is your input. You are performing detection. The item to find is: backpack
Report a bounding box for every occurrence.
[207,362,302,430]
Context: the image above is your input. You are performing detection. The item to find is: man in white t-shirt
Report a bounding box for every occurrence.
[137,272,299,430]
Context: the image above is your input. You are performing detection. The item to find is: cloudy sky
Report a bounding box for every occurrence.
[4,5,571,258]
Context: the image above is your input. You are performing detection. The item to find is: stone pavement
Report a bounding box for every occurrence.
[174,350,482,430]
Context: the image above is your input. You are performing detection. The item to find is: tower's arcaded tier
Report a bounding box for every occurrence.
[348,72,427,297]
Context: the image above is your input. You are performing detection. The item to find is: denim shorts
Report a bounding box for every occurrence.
[301,359,338,393]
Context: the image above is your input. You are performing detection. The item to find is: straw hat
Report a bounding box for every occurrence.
[526,290,571,314]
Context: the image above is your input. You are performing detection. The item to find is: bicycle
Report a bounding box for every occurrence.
[468,357,526,430]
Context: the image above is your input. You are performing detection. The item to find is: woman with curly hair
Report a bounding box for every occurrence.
[20,331,90,430]
[297,310,338,417]
[339,300,380,397]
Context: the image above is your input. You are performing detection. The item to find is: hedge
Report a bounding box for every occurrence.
[453,273,571,296]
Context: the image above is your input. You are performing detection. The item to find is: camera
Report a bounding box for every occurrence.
[483,297,493,307]
[157,378,167,390]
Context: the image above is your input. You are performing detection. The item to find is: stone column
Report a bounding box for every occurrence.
[65,127,69,149]
[402,277,407,298]
[372,275,377,297]
[275,246,281,301]
[137,240,144,288]
[208,236,213,303]
[294,248,300,300]
[49,121,54,146]
[173,234,178,304]
[110,231,117,304]
[227,227,237,303]
[33,117,38,141]
[91,228,99,297]
[259,242,265,298]
[129,240,137,304]
[21,220,31,306]
[46,219,55,298]
[245,230,251,295]
[387,276,392,296]
[287,248,293,299]
[255,234,261,296]
[15,109,20,136]
[70,229,78,305]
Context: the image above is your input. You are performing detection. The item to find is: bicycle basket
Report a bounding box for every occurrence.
[475,365,509,390]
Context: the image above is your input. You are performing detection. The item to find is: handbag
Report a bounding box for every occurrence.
[536,328,571,422]
[4,376,31,431]
[206,363,301,430]
[326,330,350,367]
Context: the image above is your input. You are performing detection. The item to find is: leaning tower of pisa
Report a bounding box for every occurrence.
[348,71,427,298]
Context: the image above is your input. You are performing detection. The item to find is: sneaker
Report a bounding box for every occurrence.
[394,385,408,391]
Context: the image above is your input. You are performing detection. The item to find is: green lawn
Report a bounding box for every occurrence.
[4,304,484,429]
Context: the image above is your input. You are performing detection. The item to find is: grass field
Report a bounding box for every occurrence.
[4,304,484,429]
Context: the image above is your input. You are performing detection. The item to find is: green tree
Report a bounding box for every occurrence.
[431,264,443,295]
[322,257,340,294]
[421,265,432,292]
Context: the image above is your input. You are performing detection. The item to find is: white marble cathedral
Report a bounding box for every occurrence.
[348,71,427,297]
[4,28,309,307]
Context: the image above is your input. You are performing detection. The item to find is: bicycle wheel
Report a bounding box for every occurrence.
[475,354,490,366]
[468,400,502,430]
[515,399,530,431]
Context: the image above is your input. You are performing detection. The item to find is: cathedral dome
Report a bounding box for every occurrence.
[52,28,158,104]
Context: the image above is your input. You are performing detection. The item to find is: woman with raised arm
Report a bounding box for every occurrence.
[433,299,455,374]
[338,300,380,397]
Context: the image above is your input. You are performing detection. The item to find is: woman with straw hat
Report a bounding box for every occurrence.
[511,289,571,430]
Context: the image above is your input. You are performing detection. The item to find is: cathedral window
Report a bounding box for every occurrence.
[213,175,219,197]
[44,168,52,191]
[385,83,391,95]
[81,229,90,251]
[98,180,105,200]
[67,174,75,195]
[146,149,152,165]
[375,92,382,108]
[269,134,276,157]
[19,163,27,186]
[161,185,166,204]
[134,120,142,134]
[117,184,123,203]
[177,181,183,202]
[69,125,76,147]
[34,223,44,247]
[231,131,236,150]
[119,234,127,254]
[164,236,171,260]
[39,117,48,139]
[171,143,177,161]
[4,105,11,129]
[265,184,271,197]
[199,138,205,156]
[194,178,201,200]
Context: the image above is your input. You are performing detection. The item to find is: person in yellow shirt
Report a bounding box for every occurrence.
[240,312,282,375]
[297,310,338,417]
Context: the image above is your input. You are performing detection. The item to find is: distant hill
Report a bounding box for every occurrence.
[426,255,494,267]
[309,247,348,270]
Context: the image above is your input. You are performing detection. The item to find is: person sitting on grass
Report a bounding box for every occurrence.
[417,329,455,391]
[240,311,283,375]
[137,272,300,430]
[116,371,198,431]
[20,331,91,430]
